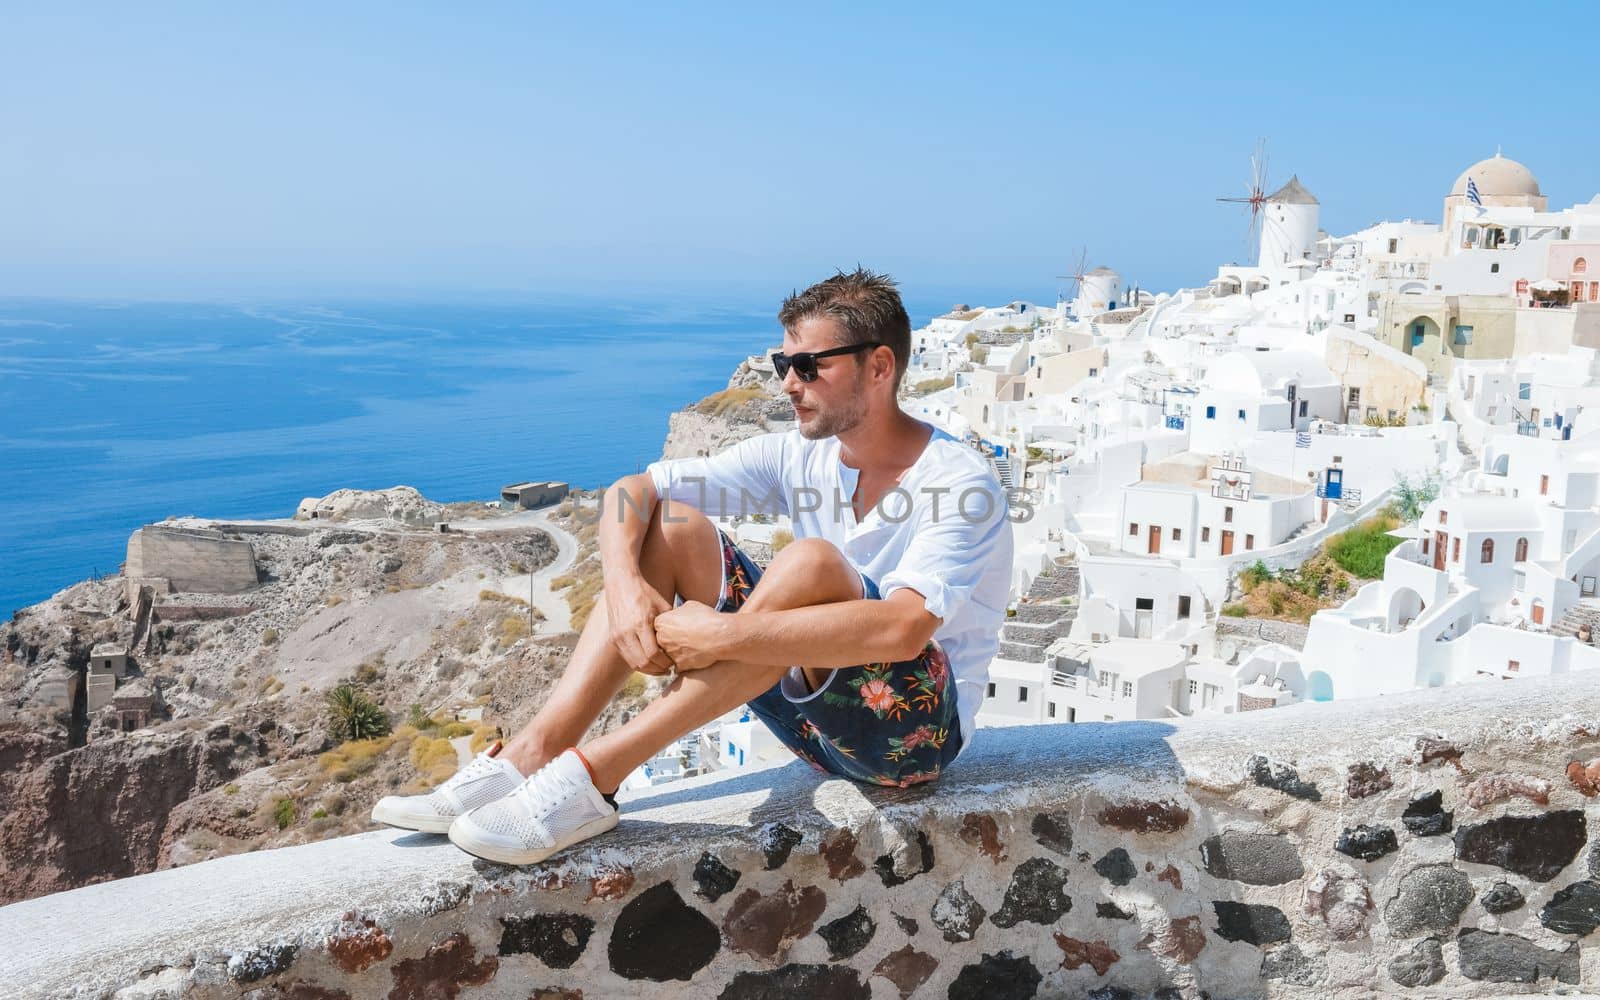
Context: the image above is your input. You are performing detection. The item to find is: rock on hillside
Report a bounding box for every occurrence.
[294,486,447,524]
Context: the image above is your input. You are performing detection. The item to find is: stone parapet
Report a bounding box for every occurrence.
[4,673,1600,998]
[125,525,260,595]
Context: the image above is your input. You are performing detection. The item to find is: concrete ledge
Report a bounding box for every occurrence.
[5,673,1600,998]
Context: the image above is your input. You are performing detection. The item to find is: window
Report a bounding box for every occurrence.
[1018,686,1029,703]
[1299,400,1308,417]
[1188,680,1198,695]
[1366,406,1378,421]
[1205,405,1216,419]
[1516,537,1529,561]
[1129,522,1139,536]
[1122,681,1133,698]
[1245,534,1255,550]
[1097,670,1112,687]
[1388,238,1398,253]
[1135,597,1154,611]
[1201,527,1211,542]
[1178,595,1191,619]
[1344,313,1356,323]
[1422,537,1429,554]
[1514,570,1526,591]
[1481,538,1494,563]
[1453,538,1461,562]
[1454,325,1473,345]
[1577,257,1589,275]
[1172,528,1183,541]
[1411,325,1426,348]
[1439,510,1447,525]
[1224,507,1234,523]
[1490,263,1500,274]
[1089,368,1099,377]
[1541,475,1549,496]
[987,682,996,697]
[1237,409,1247,421]
[1508,660,1521,673]
[1347,388,1360,404]
[1048,702,1057,718]
[1519,382,1531,400]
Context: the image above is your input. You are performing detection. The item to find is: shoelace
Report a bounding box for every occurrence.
[510,761,582,819]
[443,753,500,790]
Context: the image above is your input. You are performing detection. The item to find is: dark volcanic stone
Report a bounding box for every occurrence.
[892,912,918,936]
[817,905,876,960]
[947,951,1042,1000]
[228,943,298,983]
[1199,831,1305,885]
[1085,988,1133,1000]
[991,857,1071,928]
[1347,761,1393,798]
[389,933,498,997]
[1456,928,1579,984]
[1096,901,1133,920]
[1212,901,1291,946]
[1031,810,1073,855]
[718,963,870,1000]
[1454,810,1586,882]
[1247,753,1322,801]
[1384,864,1473,936]
[1387,938,1445,988]
[875,830,935,887]
[608,882,720,981]
[693,852,741,902]
[932,880,986,942]
[1589,840,1600,879]
[722,880,828,963]
[1480,881,1525,914]
[1401,790,1453,837]
[1095,798,1191,833]
[1093,847,1137,886]
[1335,824,1398,861]
[498,912,594,968]
[872,945,938,999]
[759,823,803,870]
[1539,880,1600,936]
[1261,943,1325,986]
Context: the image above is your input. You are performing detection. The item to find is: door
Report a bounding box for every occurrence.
[1434,532,1447,571]
[1583,576,1597,597]
[1135,610,1153,638]
[1325,468,1343,499]
[1220,530,1234,556]
[1148,525,1161,555]
[1532,601,1546,625]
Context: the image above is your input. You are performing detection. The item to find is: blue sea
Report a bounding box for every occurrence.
[0,293,966,619]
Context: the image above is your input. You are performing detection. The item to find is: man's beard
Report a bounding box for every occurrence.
[795,388,868,440]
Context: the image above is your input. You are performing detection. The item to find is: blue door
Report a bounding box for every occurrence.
[1324,469,1343,499]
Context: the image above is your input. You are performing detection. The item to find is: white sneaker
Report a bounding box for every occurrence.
[370,741,524,833]
[448,749,619,865]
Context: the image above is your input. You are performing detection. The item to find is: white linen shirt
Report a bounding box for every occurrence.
[646,421,1013,755]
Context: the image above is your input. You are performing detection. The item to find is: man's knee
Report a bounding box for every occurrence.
[650,500,716,549]
[758,538,859,603]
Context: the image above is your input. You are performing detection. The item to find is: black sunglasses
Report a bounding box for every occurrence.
[771,341,883,382]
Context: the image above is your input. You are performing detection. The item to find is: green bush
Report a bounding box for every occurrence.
[1221,604,1249,618]
[1240,560,1274,590]
[1326,517,1404,579]
[326,684,391,743]
[273,797,297,830]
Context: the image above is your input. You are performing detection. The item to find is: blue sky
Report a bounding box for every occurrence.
[4,2,1598,306]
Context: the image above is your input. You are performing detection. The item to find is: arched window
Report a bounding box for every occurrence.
[1577,258,1589,275]
[1481,538,1495,564]
[1515,537,1529,562]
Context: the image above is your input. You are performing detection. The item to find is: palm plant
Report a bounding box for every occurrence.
[326,683,390,743]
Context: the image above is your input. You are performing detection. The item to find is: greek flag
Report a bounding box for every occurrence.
[1467,176,1483,208]
[1295,431,1312,448]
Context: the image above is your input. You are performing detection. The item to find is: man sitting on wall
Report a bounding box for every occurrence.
[372,268,1014,865]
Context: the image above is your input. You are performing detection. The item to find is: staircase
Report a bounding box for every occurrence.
[992,453,1015,491]
[998,564,1082,662]
[1551,602,1600,641]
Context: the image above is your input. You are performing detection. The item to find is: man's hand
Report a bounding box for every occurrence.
[653,600,730,673]
[604,577,676,676]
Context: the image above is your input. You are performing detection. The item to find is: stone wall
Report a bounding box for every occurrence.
[1215,618,1311,651]
[125,525,260,595]
[5,673,1600,998]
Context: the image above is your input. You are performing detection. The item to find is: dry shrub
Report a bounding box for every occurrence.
[498,613,530,647]
[697,386,765,416]
[469,723,501,754]
[409,735,459,785]
[318,734,402,783]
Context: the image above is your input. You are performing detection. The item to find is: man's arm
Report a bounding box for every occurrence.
[597,471,675,674]
[654,589,940,672]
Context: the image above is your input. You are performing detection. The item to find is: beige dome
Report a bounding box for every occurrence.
[1450,153,1540,199]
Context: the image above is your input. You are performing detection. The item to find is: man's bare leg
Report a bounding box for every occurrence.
[577,539,863,793]
[497,505,724,777]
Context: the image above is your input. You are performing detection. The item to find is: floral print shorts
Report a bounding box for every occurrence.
[713,531,964,788]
